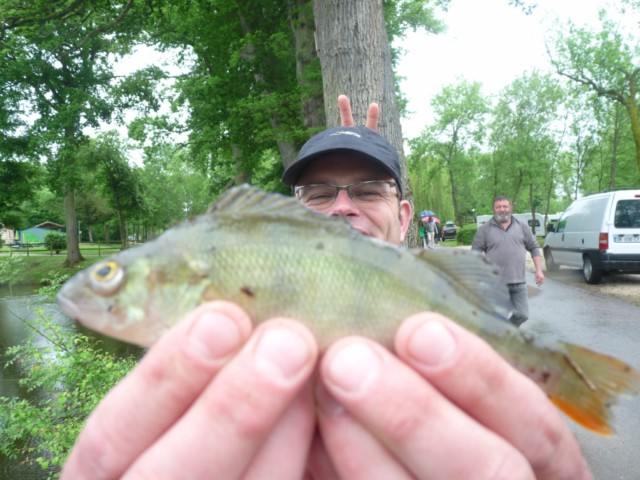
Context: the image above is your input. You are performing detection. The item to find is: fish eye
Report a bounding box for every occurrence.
[89,261,125,296]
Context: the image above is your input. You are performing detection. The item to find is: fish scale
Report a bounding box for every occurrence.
[57,184,640,436]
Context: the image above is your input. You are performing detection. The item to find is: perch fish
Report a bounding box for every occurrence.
[57,184,640,436]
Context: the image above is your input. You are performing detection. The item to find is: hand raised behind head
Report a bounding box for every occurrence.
[338,94,379,130]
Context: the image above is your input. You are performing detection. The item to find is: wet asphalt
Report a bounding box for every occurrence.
[521,269,640,480]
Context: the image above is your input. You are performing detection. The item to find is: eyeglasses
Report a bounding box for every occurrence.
[295,180,398,208]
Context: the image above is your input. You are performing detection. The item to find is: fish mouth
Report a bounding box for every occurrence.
[57,291,82,320]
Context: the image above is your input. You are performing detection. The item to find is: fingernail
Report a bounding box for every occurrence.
[187,311,242,361]
[326,342,381,395]
[254,326,312,383]
[407,320,457,368]
[315,381,345,416]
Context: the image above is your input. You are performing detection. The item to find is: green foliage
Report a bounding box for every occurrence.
[0,257,26,295]
[0,309,137,477]
[550,6,640,177]
[456,224,477,246]
[44,232,67,254]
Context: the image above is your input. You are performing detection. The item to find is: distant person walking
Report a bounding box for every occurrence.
[425,217,436,248]
[471,195,544,326]
[419,221,428,248]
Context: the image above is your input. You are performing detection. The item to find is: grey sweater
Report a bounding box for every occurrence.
[471,216,541,284]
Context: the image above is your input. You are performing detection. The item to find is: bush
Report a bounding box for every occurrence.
[0,280,139,477]
[0,257,25,295]
[456,224,477,246]
[44,232,66,254]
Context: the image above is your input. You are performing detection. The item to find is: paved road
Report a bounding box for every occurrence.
[521,270,640,480]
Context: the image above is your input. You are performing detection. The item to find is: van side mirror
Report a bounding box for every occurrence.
[547,223,555,233]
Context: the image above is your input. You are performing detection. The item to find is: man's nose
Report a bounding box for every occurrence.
[327,189,359,216]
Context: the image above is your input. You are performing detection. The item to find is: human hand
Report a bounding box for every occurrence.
[310,312,592,480]
[61,301,318,480]
[533,256,546,286]
[338,94,379,130]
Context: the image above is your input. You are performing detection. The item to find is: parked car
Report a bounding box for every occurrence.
[441,221,457,240]
[543,189,640,284]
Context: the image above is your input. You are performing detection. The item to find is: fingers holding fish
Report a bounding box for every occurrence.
[123,318,319,479]
[394,312,593,480]
[240,385,316,479]
[61,301,253,480]
[318,336,535,480]
[314,381,416,479]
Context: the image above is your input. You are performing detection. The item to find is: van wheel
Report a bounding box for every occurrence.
[544,248,558,272]
[582,255,602,284]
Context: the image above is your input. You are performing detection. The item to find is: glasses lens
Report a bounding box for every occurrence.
[296,185,337,207]
[349,181,394,202]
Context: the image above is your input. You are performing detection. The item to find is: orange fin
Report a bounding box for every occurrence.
[550,342,640,435]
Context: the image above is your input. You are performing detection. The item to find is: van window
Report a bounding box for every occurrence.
[556,217,566,232]
[614,200,640,228]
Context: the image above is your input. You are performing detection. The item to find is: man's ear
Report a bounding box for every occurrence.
[398,200,413,242]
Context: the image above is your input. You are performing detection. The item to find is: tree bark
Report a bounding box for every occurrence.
[312,0,416,245]
[63,187,84,267]
[288,0,325,130]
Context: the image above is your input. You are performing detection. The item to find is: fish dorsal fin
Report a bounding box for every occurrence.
[208,184,350,228]
[415,248,512,318]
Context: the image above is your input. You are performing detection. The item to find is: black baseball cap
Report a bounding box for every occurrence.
[282,126,403,196]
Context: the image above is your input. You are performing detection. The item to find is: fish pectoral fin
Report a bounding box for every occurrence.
[415,248,511,317]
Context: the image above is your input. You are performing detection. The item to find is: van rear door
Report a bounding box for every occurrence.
[606,192,640,254]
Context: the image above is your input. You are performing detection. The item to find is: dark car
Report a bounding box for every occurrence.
[441,221,457,240]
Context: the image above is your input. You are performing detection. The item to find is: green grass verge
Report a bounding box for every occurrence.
[0,243,124,286]
[8,256,104,286]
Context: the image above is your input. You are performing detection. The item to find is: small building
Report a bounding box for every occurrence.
[16,221,65,244]
[1,228,16,245]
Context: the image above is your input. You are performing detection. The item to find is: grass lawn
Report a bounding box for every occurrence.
[0,243,123,286]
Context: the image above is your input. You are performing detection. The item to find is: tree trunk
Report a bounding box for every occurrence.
[312,0,416,245]
[115,199,127,250]
[610,104,623,189]
[63,187,84,267]
[288,0,325,130]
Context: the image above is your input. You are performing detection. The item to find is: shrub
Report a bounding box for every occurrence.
[0,257,25,295]
[456,224,477,246]
[0,282,139,477]
[44,232,66,254]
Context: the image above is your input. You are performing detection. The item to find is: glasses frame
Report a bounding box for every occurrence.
[294,180,399,207]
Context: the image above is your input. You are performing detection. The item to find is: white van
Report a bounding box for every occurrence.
[477,212,546,237]
[543,189,640,284]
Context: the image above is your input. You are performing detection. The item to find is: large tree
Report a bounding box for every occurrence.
[0,0,160,265]
[549,8,640,178]
[312,0,447,244]
[488,72,563,229]
[426,80,488,225]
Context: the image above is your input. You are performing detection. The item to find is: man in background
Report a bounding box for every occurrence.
[472,195,545,326]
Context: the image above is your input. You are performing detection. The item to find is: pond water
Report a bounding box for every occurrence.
[0,285,144,479]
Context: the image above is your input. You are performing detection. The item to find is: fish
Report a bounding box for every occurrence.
[57,184,640,436]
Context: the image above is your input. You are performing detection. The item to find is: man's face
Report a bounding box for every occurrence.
[295,153,412,245]
[493,199,512,224]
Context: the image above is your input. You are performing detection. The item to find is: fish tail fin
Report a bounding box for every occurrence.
[549,342,640,436]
